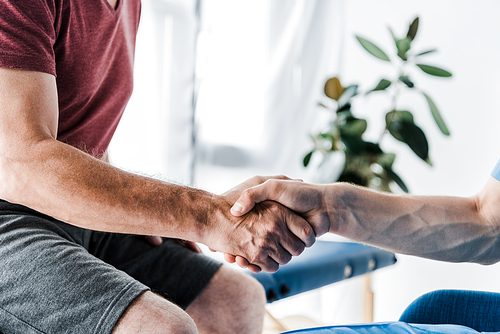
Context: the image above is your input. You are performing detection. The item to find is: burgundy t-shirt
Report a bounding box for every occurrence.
[0,0,141,158]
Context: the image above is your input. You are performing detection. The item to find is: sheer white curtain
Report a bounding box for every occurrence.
[109,0,199,184]
[110,0,344,189]
[194,0,344,193]
[265,0,344,177]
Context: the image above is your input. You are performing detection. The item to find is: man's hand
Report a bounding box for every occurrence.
[231,179,331,237]
[145,236,202,253]
[205,176,316,273]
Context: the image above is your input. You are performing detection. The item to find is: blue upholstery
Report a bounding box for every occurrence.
[251,240,397,302]
[281,322,489,333]
[399,290,500,332]
[278,289,500,333]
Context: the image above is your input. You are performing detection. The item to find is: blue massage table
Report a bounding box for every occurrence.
[251,240,397,330]
[252,240,397,304]
[252,243,500,333]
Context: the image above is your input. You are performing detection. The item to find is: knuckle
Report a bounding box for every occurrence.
[272,174,289,180]
[300,222,313,237]
[302,224,315,239]
[266,179,280,192]
[240,188,252,200]
[254,175,264,183]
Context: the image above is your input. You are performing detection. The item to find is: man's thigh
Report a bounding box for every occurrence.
[87,232,222,310]
[0,201,148,334]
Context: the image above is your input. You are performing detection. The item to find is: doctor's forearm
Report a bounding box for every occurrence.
[326,183,500,264]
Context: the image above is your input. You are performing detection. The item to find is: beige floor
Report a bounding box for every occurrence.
[263,311,322,334]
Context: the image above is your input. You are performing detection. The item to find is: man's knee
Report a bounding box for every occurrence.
[113,291,198,334]
[199,265,266,311]
[186,265,266,333]
[230,268,267,309]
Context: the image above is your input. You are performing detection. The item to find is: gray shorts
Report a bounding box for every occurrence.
[0,200,222,334]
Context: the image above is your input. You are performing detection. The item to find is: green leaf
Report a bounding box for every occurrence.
[368,79,392,93]
[422,92,450,135]
[324,77,344,100]
[407,17,419,41]
[356,36,391,62]
[386,112,404,142]
[398,110,415,123]
[399,75,414,88]
[416,64,452,77]
[386,110,414,129]
[395,121,430,162]
[415,49,437,57]
[396,37,412,61]
[341,118,368,137]
[384,167,409,193]
[303,150,314,167]
[337,85,358,110]
[387,122,404,142]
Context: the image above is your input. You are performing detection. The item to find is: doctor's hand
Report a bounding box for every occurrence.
[231,179,330,236]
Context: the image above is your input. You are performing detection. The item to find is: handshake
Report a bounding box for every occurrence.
[206,175,332,274]
[190,171,500,271]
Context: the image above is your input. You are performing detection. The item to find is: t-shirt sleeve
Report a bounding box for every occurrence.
[491,159,500,181]
[0,0,57,76]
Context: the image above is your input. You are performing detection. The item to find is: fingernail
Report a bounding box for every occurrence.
[231,202,243,212]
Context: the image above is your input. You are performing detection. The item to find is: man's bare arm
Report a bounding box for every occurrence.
[0,68,314,272]
[0,69,212,239]
[231,177,500,265]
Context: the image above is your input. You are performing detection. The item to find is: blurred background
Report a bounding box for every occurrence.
[108,0,500,327]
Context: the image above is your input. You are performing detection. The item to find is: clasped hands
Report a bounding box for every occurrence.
[212,175,330,273]
[147,176,328,274]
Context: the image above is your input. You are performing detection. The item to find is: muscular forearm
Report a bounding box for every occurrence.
[0,138,315,272]
[0,138,213,242]
[326,183,500,264]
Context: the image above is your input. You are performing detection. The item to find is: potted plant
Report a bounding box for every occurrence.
[304,17,452,192]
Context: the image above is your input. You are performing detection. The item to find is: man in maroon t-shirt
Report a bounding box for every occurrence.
[0,0,315,333]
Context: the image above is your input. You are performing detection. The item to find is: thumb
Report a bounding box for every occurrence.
[145,235,163,247]
[230,181,276,216]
